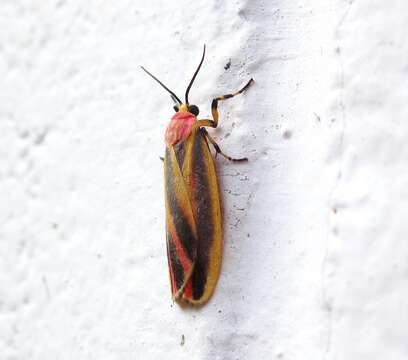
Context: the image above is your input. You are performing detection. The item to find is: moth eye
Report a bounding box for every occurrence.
[188,105,199,116]
[173,105,179,112]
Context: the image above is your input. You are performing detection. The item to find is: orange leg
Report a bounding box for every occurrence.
[195,78,254,129]
[202,128,247,162]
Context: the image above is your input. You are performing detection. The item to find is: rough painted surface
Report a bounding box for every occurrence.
[324,1,408,359]
[0,1,407,359]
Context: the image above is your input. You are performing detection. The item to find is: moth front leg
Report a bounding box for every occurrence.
[194,78,255,130]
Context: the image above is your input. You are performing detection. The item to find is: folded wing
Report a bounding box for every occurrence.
[165,128,222,305]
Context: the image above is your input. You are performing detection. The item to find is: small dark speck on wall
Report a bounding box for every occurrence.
[282,130,292,139]
[224,59,231,70]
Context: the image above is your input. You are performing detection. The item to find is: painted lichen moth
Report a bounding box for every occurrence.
[141,45,254,305]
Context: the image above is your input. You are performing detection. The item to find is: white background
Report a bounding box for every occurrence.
[1,1,407,359]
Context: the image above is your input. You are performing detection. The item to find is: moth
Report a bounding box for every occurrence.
[141,45,254,305]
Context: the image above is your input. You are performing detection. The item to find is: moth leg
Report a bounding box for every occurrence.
[195,78,254,129]
[202,128,248,162]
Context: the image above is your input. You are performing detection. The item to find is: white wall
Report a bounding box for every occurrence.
[1,1,407,359]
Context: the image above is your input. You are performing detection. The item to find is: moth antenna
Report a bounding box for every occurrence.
[141,66,182,104]
[185,44,206,105]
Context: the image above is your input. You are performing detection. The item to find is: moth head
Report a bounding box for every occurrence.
[174,103,200,116]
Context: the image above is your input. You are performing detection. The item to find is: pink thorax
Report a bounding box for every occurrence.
[165,111,197,146]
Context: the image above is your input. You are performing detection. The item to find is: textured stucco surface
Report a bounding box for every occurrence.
[1,1,407,359]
